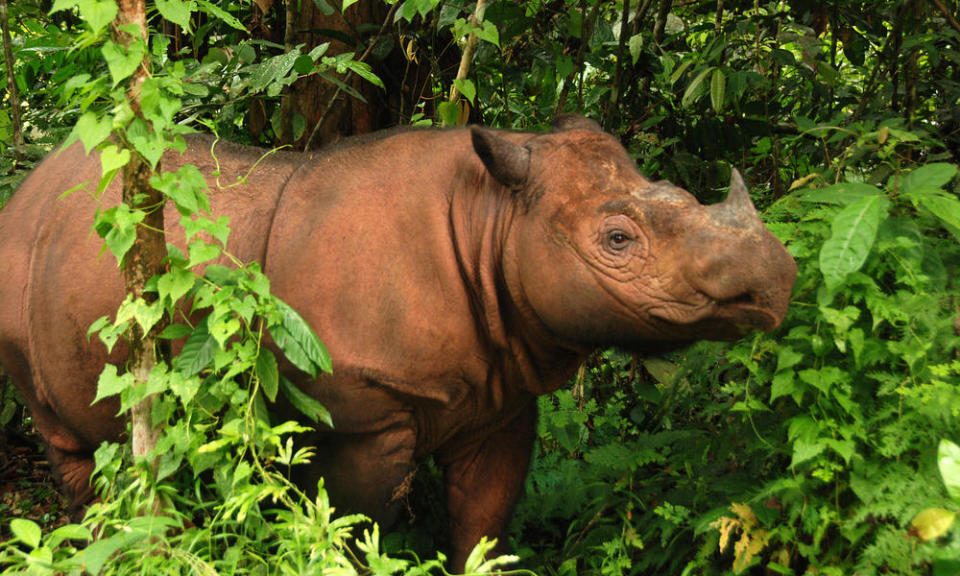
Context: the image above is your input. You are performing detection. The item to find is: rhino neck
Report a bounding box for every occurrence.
[449,169,585,397]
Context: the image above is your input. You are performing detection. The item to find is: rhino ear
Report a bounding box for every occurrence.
[470,126,530,189]
[551,114,601,133]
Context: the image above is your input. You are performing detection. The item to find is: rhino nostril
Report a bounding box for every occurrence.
[721,292,757,307]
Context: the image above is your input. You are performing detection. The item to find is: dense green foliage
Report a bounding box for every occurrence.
[1,0,960,575]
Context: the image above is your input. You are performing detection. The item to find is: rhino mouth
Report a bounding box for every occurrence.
[648,294,781,338]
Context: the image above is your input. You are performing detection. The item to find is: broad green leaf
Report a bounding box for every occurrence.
[250,49,302,93]
[168,370,201,405]
[475,21,500,47]
[93,364,135,405]
[797,182,883,205]
[132,298,164,334]
[156,0,196,33]
[342,0,360,11]
[710,68,725,113]
[345,60,385,89]
[87,315,110,341]
[257,348,280,402]
[913,192,960,243]
[96,204,146,265]
[776,345,804,373]
[682,66,713,108]
[157,267,196,307]
[770,371,799,403]
[790,437,826,468]
[46,524,93,549]
[68,111,112,154]
[939,439,960,504]
[101,40,146,87]
[175,318,217,376]
[196,0,246,30]
[188,240,221,268]
[10,518,42,549]
[98,144,130,194]
[819,195,889,289]
[152,165,210,215]
[312,0,336,15]
[209,313,240,348]
[901,163,958,193]
[276,300,331,375]
[628,34,643,65]
[76,527,145,576]
[438,100,460,127]
[159,323,192,339]
[72,0,118,34]
[279,376,333,427]
[454,78,476,104]
[126,118,166,168]
[911,508,957,541]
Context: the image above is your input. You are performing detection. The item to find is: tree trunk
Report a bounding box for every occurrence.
[114,0,168,476]
[0,0,23,161]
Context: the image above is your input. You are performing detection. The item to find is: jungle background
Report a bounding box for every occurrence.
[1,0,960,574]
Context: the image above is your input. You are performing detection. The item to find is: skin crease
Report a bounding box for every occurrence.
[0,116,796,570]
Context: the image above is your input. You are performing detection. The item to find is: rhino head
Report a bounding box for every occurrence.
[472,116,797,352]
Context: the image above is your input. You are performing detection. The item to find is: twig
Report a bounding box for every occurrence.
[930,0,960,36]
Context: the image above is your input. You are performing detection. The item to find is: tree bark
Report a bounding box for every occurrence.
[0,0,23,161]
[114,0,168,474]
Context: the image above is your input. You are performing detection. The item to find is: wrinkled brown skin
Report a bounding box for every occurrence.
[0,117,796,569]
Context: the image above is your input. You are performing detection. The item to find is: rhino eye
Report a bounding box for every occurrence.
[606,230,632,251]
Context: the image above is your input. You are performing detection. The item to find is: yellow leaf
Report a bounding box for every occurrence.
[911,508,957,541]
[730,502,759,528]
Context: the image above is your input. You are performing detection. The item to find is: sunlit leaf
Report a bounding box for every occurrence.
[279,376,332,427]
[911,508,956,541]
[819,195,889,289]
[939,439,960,504]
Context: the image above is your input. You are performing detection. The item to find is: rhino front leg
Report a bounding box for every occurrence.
[440,401,537,571]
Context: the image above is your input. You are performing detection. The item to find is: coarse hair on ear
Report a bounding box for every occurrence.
[551,114,602,133]
[470,126,530,190]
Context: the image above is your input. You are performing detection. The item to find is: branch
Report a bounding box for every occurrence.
[449,0,488,103]
[930,0,960,36]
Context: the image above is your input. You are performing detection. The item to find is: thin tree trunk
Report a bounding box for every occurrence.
[0,0,23,161]
[114,0,168,481]
[603,0,631,129]
[278,0,296,144]
[556,0,601,114]
[449,0,488,104]
[638,0,672,113]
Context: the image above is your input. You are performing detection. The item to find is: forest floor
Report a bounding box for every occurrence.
[0,425,71,542]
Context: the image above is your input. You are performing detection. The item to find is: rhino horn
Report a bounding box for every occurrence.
[710,168,761,228]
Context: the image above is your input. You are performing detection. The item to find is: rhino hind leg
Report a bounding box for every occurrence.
[4,359,98,507]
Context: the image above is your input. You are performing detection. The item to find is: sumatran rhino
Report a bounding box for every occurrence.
[0,116,795,567]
